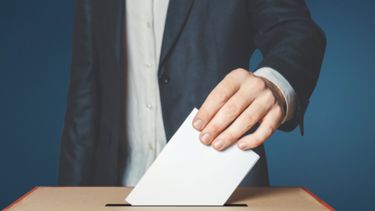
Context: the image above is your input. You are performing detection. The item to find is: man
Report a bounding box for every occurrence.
[59,0,326,186]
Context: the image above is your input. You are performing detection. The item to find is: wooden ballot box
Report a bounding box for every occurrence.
[4,187,334,211]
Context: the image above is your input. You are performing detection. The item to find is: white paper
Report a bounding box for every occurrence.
[126,108,260,206]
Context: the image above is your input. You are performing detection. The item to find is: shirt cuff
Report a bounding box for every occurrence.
[254,67,296,123]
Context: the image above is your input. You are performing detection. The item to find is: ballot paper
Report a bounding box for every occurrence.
[126,108,260,206]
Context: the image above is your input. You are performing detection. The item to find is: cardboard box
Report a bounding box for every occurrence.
[4,187,333,210]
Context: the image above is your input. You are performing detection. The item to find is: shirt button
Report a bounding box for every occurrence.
[159,74,169,84]
[148,143,153,151]
[146,22,152,28]
[146,104,153,109]
[146,63,152,68]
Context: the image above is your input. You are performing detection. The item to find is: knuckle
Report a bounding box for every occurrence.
[227,68,249,80]
[263,89,276,104]
[226,131,239,142]
[274,105,283,116]
[233,68,248,76]
[199,107,210,120]
[212,90,229,103]
[241,77,252,88]
[222,132,235,144]
[253,77,266,90]
[225,73,237,83]
[226,132,235,141]
[209,122,222,134]
[245,113,258,125]
[253,135,263,147]
[242,77,254,90]
[264,126,274,138]
[237,88,250,101]
[225,102,240,116]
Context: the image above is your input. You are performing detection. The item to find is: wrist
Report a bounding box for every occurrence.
[257,76,287,120]
[253,67,296,123]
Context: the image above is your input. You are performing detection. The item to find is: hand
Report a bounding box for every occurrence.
[192,68,286,151]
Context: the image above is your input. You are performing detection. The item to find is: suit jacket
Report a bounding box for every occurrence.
[59,0,326,186]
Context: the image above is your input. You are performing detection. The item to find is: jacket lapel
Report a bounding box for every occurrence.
[158,0,195,73]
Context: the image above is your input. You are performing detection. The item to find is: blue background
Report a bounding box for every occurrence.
[1,0,374,210]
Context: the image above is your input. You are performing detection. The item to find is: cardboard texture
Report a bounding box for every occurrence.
[4,187,333,211]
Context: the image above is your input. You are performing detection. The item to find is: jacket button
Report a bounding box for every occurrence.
[160,74,169,84]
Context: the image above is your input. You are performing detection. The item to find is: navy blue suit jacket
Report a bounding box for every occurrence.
[59,0,326,186]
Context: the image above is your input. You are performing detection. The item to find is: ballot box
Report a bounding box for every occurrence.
[4,187,333,211]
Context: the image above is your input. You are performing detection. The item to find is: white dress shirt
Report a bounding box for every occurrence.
[123,0,296,186]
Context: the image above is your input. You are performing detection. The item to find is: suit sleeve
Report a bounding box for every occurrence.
[249,0,326,134]
[58,0,98,185]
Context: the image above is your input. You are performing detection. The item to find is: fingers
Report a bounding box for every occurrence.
[198,87,255,145]
[192,69,249,131]
[193,68,284,151]
[237,105,284,150]
[210,90,275,151]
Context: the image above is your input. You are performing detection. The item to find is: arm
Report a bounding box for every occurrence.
[193,0,326,150]
[58,0,98,185]
[251,0,326,133]
[254,67,297,124]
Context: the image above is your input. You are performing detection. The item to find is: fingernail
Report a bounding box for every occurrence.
[200,132,211,144]
[213,139,224,151]
[193,119,203,130]
[238,142,247,150]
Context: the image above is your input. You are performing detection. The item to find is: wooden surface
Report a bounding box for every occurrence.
[4,187,333,211]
